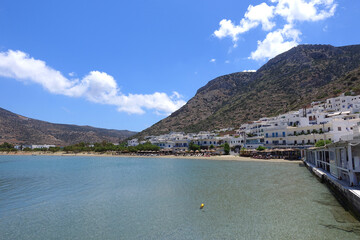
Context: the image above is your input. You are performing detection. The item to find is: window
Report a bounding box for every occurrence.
[328,127,331,131]
[283,132,286,137]
[307,130,310,134]
[294,140,297,144]
[272,133,275,137]
[275,132,278,137]
[266,141,269,144]
[308,140,311,144]
[266,133,269,138]
[338,127,341,131]
[283,140,286,144]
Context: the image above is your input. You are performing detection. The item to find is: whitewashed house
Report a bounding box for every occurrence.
[304,124,360,186]
[128,139,139,147]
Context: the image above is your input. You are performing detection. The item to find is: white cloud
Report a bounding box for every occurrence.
[244,3,276,31]
[68,72,75,77]
[210,58,216,62]
[214,3,275,46]
[273,0,337,23]
[242,70,257,72]
[214,0,337,60]
[225,60,230,64]
[250,24,301,61]
[0,50,186,115]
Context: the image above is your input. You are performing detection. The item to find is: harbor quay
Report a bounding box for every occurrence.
[303,137,360,219]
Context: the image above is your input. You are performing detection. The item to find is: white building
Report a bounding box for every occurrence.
[325,93,360,113]
[127,139,139,147]
[264,117,360,148]
[15,144,56,150]
[304,124,360,186]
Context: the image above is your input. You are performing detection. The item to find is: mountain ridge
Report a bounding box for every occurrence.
[0,107,136,145]
[135,44,360,139]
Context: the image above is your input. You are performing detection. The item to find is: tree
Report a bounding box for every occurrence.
[49,147,61,153]
[256,146,266,151]
[224,142,230,155]
[315,139,332,147]
[136,142,160,151]
[189,141,200,151]
[0,142,16,151]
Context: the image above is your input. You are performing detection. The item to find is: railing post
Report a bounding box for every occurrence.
[347,143,357,186]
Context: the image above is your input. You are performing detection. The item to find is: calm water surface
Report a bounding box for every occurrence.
[1,155,360,239]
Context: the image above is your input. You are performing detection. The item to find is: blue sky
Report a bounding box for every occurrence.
[0,0,359,132]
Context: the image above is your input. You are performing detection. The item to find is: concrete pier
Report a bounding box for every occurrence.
[304,160,360,220]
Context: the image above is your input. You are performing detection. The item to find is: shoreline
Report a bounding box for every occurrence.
[0,151,301,163]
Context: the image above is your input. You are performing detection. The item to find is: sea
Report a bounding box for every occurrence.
[1,155,360,239]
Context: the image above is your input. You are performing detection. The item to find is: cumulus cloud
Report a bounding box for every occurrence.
[210,58,216,62]
[214,3,275,46]
[0,50,186,115]
[214,0,337,60]
[250,24,301,61]
[273,0,337,23]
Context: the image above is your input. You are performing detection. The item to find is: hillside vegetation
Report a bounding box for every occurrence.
[0,107,136,145]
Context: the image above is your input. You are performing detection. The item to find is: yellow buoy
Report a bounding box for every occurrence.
[200,203,204,209]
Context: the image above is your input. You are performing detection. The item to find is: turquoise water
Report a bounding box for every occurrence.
[1,156,360,239]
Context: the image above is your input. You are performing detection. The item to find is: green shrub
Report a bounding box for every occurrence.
[256,146,266,151]
[224,143,230,155]
[315,139,332,147]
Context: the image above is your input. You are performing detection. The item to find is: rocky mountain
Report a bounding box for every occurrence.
[0,107,136,145]
[136,44,360,138]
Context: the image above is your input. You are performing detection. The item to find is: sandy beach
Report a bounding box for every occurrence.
[0,151,301,163]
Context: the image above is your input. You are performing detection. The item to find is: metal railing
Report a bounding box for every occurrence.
[315,159,349,173]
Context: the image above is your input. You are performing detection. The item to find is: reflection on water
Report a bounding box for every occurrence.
[0,155,360,239]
